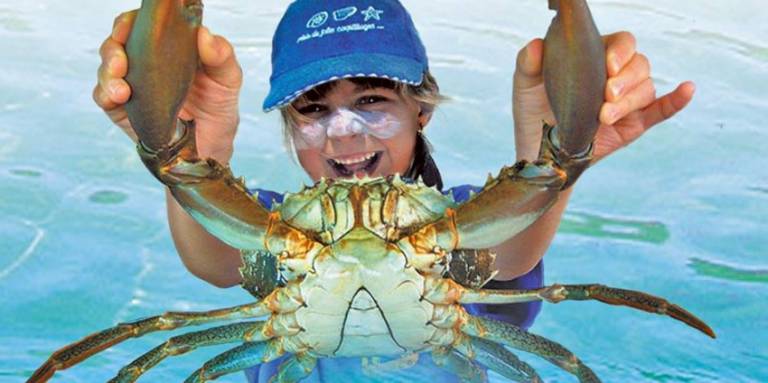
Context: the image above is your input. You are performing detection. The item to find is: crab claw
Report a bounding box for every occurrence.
[412,0,607,252]
[124,0,203,152]
[122,1,310,253]
[543,0,606,187]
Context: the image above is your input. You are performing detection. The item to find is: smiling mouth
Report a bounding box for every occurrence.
[327,152,382,178]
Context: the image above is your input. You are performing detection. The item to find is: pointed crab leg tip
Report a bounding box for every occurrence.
[676,313,715,339]
[605,289,716,339]
[665,304,715,338]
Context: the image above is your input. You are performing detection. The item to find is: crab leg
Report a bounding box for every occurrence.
[110,321,269,383]
[185,340,286,383]
[454,336,542,383]
[459,283,716,338]
[27,302,269,382]
[270,353,318,383]
[461,315,600,383]
[425,278,715,338]
[418,0,605,251]
[29,279,307,382]
[432,346,488,383]
[124,0,305,252]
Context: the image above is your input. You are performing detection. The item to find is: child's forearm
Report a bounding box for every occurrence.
[491,187,573,281]
[165,189,244,287]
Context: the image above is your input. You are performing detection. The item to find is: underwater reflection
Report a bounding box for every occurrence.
[559,211,670,244]
[689,258,768,284]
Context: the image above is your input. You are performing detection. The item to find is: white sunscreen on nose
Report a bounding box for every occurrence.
[294,108,402,150]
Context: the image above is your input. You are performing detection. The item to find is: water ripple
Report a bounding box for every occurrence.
[637,369,694,383]
[0,219,44,281]
[9,168,42,178]
[689,258,768,284]
[665,29,768,64]
[741,350,768,362]
[231,37,271,55]
[429,53,498,73]
[598,1,686,20]
[559,211,670,244]
[0,130,20,159]
[113,248,155,323]
[88,190,128,205]
[747,186,768,195]
[0,7,32,32]
[431,20,524,42]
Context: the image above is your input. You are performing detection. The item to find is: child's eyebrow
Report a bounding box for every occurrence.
[354,84,391,93]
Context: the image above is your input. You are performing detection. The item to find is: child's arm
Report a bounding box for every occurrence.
[166,191,244,287]
[493,32,696,280]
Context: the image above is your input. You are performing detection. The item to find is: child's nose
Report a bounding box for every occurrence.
[326,109,365,138]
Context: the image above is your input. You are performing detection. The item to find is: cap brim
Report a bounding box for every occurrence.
[263,53,426,112]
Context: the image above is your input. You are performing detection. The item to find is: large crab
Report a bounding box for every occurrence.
[29,1,715,382]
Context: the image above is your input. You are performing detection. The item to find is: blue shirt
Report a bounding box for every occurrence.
[245,184,543,382]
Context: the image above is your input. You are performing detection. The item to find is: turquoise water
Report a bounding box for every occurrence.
[1,0,766,381]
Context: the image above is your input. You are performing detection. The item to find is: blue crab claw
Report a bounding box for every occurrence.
[122,1,313,255]
[125,0,203,151]
[543,0,606,186]
[414,0,607,252]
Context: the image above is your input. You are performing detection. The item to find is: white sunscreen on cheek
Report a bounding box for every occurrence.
[293,108,402,150]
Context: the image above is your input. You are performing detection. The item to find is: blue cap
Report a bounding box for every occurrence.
[263,0,428,112]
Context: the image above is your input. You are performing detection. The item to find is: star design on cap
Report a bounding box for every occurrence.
[361,6,383,22]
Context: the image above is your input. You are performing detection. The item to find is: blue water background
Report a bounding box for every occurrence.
[1,0,766,381]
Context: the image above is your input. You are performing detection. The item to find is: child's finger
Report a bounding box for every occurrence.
[111,10,139,43]
[96,38,131,108]
[513,38,544,89]
[641,81,696,128]
[198,27,243,89]
[603,31,636,76]
[601,77,656,125]
[93,76,131,111]
[605,53,650,102]
[98,38,129,79]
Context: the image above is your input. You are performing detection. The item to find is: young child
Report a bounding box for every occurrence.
[94,0,694,381]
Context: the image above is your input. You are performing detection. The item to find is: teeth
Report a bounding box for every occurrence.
[333,152,376,165]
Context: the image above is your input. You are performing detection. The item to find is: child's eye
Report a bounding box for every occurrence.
[297,104,326,116]
[357,95,387,106]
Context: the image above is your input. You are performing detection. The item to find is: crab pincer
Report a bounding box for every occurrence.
[542,0,607,187]
[124,0,203,151]
[440,0,607,251]
[122,0,302,252]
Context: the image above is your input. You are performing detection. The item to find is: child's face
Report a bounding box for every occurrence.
[291,80,424,182]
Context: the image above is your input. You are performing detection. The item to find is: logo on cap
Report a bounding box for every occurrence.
[298,5,386,44]
[361,6,383,21]
[333,6,357,21]
[306,11,329,28]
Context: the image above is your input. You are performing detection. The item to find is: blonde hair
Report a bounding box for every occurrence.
[278,71,445,154]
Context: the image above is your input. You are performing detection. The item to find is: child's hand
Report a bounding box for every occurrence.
[512,31,695,163]
[94,10,243,163]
